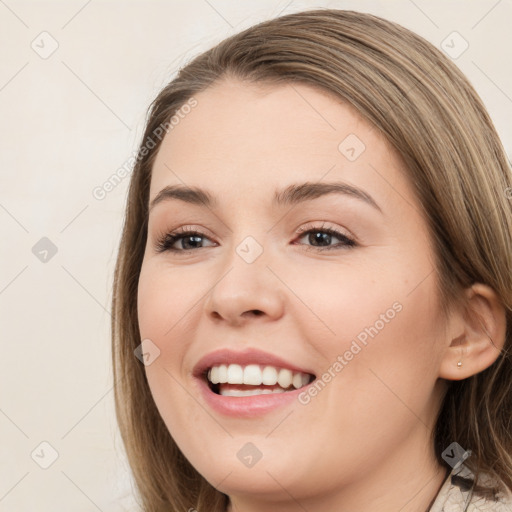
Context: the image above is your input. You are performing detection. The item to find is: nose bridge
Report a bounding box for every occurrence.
[204,231,285,324]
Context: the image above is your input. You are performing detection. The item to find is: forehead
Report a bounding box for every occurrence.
[149,79,413,213]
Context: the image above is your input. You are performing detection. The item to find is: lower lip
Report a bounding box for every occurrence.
[196,377,305,418]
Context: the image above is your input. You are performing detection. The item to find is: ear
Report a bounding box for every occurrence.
[439,283,507,381]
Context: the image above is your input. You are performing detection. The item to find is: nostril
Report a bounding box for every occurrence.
[240,310,264,319]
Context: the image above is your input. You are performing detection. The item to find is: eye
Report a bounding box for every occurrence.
[154,223,357,254]
[154,226,216,253]
[294,223,357,251]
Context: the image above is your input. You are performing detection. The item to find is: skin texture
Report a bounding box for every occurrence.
[137,79,506,512]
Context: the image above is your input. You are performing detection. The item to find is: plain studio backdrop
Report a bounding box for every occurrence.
[0,0,511,510]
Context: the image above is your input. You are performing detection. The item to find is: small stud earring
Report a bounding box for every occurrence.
[457,361,463,368]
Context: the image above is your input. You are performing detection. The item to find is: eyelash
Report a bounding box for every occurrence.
[154,223,357,254]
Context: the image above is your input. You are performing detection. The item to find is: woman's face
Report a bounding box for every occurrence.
[137,79,450,504]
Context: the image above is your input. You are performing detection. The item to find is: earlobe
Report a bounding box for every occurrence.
[439,283,507,381]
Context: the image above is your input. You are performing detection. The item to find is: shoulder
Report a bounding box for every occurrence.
[429,464,512,512]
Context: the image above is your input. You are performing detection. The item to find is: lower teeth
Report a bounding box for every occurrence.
[219,387,288,397]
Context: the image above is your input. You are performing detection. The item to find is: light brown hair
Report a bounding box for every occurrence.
[111,9,512,511]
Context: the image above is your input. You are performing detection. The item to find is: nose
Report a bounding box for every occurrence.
[203,244,285,327]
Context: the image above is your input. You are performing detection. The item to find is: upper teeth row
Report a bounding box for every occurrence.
[207,364,310,389]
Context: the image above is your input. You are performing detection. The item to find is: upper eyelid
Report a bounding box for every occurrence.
[296,221,353,235]
[163,222,351,239]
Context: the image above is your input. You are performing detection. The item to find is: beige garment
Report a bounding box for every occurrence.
[429,464,512,512]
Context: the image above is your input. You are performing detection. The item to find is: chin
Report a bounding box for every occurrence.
[179,435,317,498]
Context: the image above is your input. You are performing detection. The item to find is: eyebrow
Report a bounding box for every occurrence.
[148,181,382,214]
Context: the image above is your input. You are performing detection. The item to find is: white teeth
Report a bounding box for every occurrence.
[277,368,293,388]
[220,387,287,397]
[292,372,303,389]
[243,364,262,385]
[209,366,219,384]
[207,363,312,392]
[227,364,244,384]
[218,364,228,383]
[262,366,278,385]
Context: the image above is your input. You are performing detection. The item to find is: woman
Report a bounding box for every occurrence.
[111,9,512,512]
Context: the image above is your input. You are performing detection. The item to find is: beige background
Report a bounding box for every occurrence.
[0,0,510,510]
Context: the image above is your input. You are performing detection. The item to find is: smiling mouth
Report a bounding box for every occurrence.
[205,363,316,396]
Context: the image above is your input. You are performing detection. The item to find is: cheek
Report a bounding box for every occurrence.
[286,259,403,357]
[298,255,444,405]
[137,261,207,344]
[318,274,445,425]
[137,261,213,425]
[137,262,196,414]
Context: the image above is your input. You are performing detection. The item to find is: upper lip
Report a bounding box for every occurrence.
[193,348,316,378]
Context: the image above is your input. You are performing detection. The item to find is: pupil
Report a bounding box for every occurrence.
[310,232,330,246]
[183,235,202,249]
